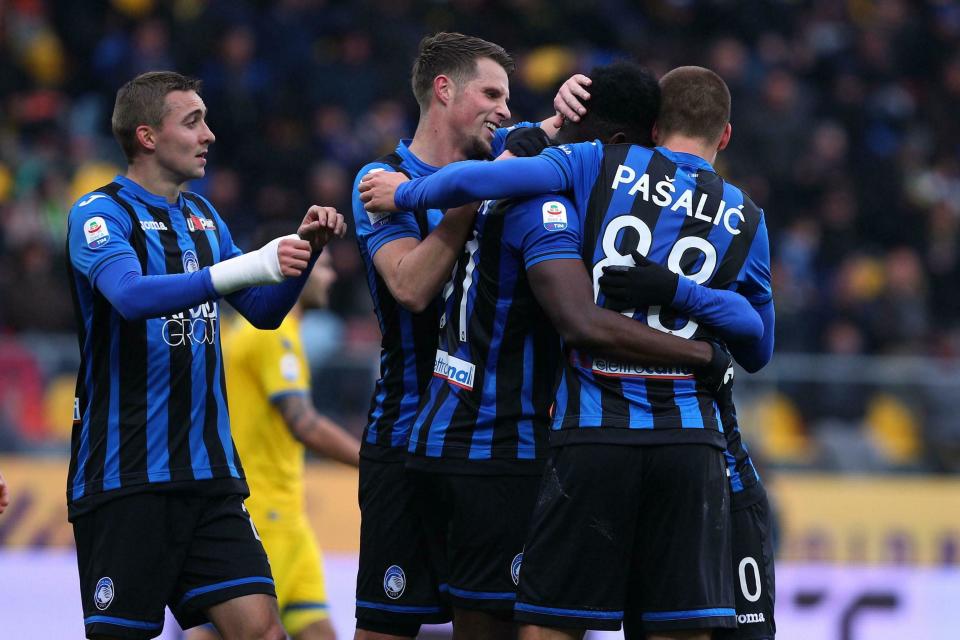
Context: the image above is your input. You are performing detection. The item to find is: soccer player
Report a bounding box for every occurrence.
[187,248,360,640]
[65,71,344,640]
[360,65,773,640]
[351,33,518,640]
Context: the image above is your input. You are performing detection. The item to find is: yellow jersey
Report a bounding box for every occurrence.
[223,313,310,526]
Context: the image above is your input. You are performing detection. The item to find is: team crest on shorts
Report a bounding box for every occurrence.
[383,565,406,600]
[94,577,115,610]
[542,201,568,231]
[182,249,200,273]
[511,553,523,586]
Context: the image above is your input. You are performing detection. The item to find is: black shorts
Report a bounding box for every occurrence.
[716,487,776,640]
[72,492,275,639]
[356,457,450,637]
[515,444,736,632]
[413,469,542,614]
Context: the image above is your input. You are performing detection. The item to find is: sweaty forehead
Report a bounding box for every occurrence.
[162,90,206,119]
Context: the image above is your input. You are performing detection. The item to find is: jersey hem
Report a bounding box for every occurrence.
[548,427,726,449]
[67,476,249,521]
[405,454,546,476]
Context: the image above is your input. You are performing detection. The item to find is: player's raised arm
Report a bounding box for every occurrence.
[359,152,572,213]
[0,469,8,515]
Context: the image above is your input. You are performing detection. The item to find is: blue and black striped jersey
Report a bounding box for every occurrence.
[351,132,519,461]
[544,143,772,447]
[65,176,247,518]
[407,194,580,474]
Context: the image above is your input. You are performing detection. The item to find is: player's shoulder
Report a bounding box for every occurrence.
[500,193,578,237]
[68,185,126,219]
[721,177,765,222]
[354,158,403,186]
[181,190,221,216]
[67,185,134,240]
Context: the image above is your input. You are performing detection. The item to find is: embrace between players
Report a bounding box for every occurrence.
[350,33,775,640]
[63,30,774,640]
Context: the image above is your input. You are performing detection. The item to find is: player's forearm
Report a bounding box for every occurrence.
[672,279,764,343]
[728,300,775,373]
[94,256,218,321]
[389,204,477,313]
[395,156,566,211]
[226,254,318,330]
[304,416,361,467]
[569,305,712,366]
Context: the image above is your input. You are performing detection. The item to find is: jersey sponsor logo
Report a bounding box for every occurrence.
[433,349,476,391]
[609,165,745,235]
[94,577,115,610]
[510,553,523,586]
[280,353,301,381]
[542,201,568,231]
[590,357,694,379]
[737,612,766,624]
[83,216,110,248]
[182,249,200,273]
[161,302,218,347]
[383,565,406,600]
[78,194,108,207]
[186,214,216,232]
[139,220,168,231]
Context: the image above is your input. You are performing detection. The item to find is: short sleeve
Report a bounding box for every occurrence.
[502,194,583,270]
[67,193,136,285]
[258,325,310,400]
[540,141,605,213]
[352,162,423,259]
[735,212,773,305]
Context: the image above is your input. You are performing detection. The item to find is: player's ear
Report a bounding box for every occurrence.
[135,125,157,153]
[716,122,732,152]
[434,74,454,107]
[608,131,627,145]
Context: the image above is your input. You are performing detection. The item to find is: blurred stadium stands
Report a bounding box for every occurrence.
[2,0,960,469]
[1,0,960,637]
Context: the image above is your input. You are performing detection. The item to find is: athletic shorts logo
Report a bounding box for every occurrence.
[737,612,766,624]
[84,216,110,248]
[542,201,568,231]
[433,349,476,390]
[510,553,523,586]
[94,577,114,610]
[182,249,200,273]
[383,565,406,600]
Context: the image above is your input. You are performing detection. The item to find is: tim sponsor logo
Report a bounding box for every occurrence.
[434,349,476,390]
[591,358,693,379]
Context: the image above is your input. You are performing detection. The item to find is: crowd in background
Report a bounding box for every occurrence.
[1,0,959,471]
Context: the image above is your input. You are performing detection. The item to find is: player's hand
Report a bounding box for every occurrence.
[276,237,313,277]
[359,170,409,213]
[554,73,592,123]
[693,337,734,394]
[298,205,346,253]
[0,470,9,515]
[505,127,551,157]
[599,249,679,310]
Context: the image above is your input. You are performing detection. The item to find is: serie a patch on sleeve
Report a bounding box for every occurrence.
[542,201,568,231]
[83,216,110,248]
[280,353,301,381]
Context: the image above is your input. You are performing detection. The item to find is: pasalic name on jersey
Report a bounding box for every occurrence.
[610,165,745,235]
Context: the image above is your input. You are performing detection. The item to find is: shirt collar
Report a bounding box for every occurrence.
[114,175,184,208]
[396,140,441,178]
[654,146,715,173]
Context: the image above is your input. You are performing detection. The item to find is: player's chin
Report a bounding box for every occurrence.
[466,137,493,160]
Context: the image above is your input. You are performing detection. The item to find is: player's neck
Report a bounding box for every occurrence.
[408,115,467,167]
[658,135,718,166]
[125,162,185,204]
